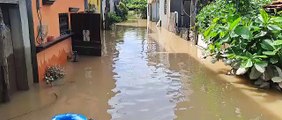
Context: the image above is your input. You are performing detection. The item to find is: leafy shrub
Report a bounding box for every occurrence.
[116,2,129,21]
[197,0,282,90]
[107,12,122,26]
[125,0,147,19]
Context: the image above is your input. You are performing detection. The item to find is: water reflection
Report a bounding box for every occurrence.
[106,26,277,120]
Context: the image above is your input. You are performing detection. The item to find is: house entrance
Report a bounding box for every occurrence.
[0,4,29,103]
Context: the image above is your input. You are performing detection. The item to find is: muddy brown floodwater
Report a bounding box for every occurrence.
[0,25,281,120]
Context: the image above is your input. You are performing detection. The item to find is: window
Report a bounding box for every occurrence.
[59,13,69,35]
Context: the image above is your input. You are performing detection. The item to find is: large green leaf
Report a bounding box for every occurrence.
[249,66,262,80]
[267,25,282,31]
[261,66,274,81]
[272,77,282,83]
[234,26,252,39]
[259,9,269,24]
[236,68,248,75]
[220,35,230,43]
[270,58,279,64]
[261,40,275,50]
[254,61,268,73]
[270,17,282,23]
[273,40,282,46]
[263,51,276,56]
[229,17,241,30]
[253,55,268,59]
[254,31,267,39]
[241,59,253,68]
[204,25,214,38]
[275,66,282,77]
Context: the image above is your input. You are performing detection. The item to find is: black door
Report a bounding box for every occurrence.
[71,13,101,56]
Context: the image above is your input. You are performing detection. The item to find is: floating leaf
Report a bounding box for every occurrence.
[249,66,262,80]
[272,77,282,83]
[236,68,248,75]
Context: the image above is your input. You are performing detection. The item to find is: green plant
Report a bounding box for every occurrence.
[116,2,129,21]
[107,12,122,27]
[125,0,147,19]
[197,0,282,90]
[44,66,65,85]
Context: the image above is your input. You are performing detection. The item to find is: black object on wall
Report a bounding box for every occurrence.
[71,13,101,56]
[59,13,70,35]
[42,0,55,5]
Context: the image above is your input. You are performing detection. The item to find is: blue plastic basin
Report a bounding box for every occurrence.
[52,113,87,120]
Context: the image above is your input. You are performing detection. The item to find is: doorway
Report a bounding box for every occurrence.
[0,3,30,103]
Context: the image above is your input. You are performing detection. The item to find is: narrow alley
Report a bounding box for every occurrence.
[1,21,282,120]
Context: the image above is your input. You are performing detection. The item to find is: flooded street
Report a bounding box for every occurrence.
[1,25,282,120]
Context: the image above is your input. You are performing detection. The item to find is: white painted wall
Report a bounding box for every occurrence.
[110,0,115,12]
[102,0,106,21]
[151,2,157,21]
[19,0,33,85]
[159,0,170,29]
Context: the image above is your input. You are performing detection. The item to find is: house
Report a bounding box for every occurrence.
[31,0,86,81]
[88,0,101,13]
[148,0,191,39]
[148,0,160,22]
[0,0,88,102]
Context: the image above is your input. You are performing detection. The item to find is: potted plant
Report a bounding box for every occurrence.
[44,65,65,86]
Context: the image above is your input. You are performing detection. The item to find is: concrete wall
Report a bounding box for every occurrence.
[19,0,33,87]
[159,0,170,29]
[170,0,190,28]
[0,0,33,87]
[150,1,159,22]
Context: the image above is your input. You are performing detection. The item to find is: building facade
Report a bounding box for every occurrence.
[0,0,33,102]
[31,0,85,81]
